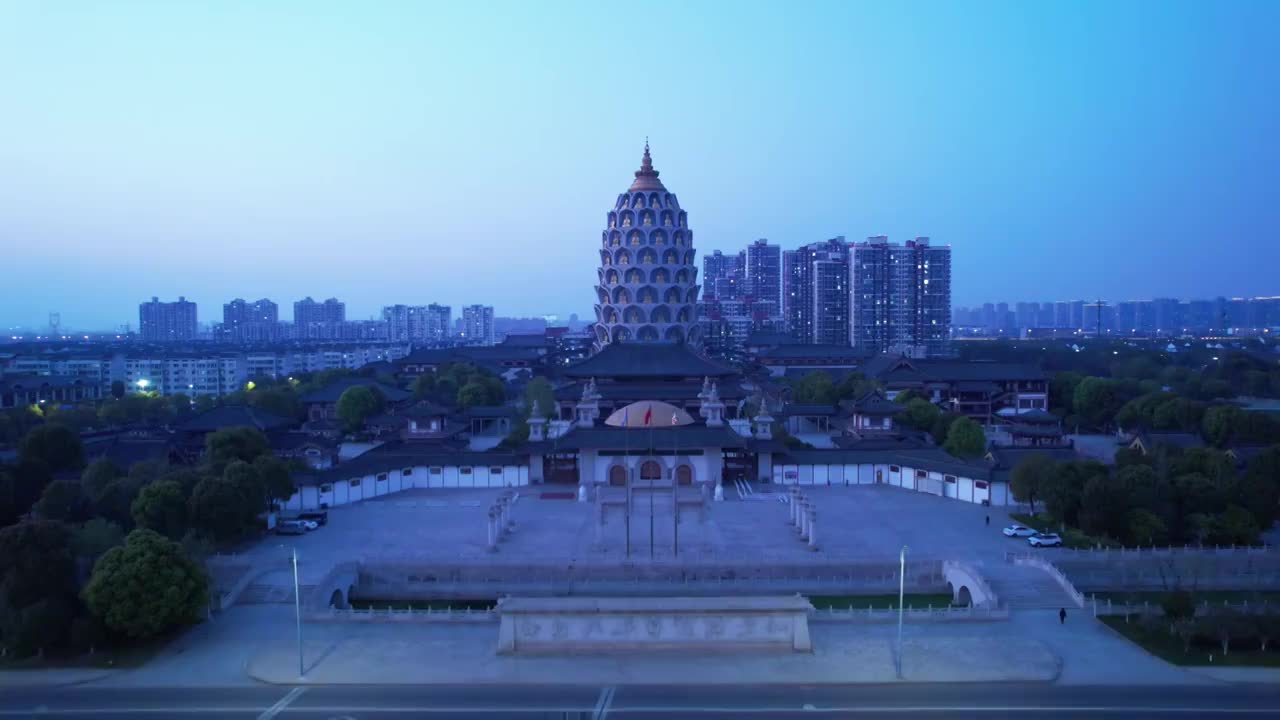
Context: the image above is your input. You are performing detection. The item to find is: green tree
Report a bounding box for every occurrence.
[83,528,208,640]
[522,377,556,418]
[0,520,79,655]
[930,412,962,445]
[1009,453,1054,515]
[166,393,193,419]
[1209,505,1260,545]
[223,460,266,514]
[127,458,169,488]
[1041,460,1108,526]
[335,385,384,431]
[253,456,295,508]
[834,372,877,402]
[1079,474,1134,540]
[81,457,123,499]
[10,458,53,517]
[1201,404,1246,447]
[187,477,253,543]
[33,479,86,522]
[457,381,492,409]
[131,480,188,539]
[1072,377,1123,429]
[204,426,271,471]
[110,380,126,399]
[791,371,836,404]
[0,470,19,528]
[92,477,143,529]
[896,398,941,432]
[18,424,85,473]
[942,417,985,458]
[1050,371,1084,415]
[1127,508,1169,546]
[72,518,125,559]
[1238,445,1280,529]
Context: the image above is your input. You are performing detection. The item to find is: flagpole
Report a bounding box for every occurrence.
[673,410,679,557]
[624,407,630,559]
[649,405,654,560]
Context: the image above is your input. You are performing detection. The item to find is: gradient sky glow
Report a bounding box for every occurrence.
[2,0,1278,330]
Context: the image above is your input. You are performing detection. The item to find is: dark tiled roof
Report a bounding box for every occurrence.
[553,380,749,402]
[303,441,528,484]
[1008,423,1063,438]
[176,405,295,433]
[0,374,95,390]
[744,331,798,348]
[530,423,748,451]
[986,445,1079,482]
[299,377,411,404]
[500,334,549,348]
[402,400,452,418]
[563,342,738,379]
[863,354,1046,384]
[774,446,995,480]
[778,403,839,417]
[83,437,173,468]
[267,431,338,452]
[850,391,899,415]
[463,405,517,418]
[1012,409,1059,424]
[755,344,872,361]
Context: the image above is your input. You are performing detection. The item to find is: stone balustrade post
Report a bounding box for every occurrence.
[798,502,810,540]
[807,510,818,551]
[486,509,497,552]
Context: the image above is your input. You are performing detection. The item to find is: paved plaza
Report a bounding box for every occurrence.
[233,483,1053,579]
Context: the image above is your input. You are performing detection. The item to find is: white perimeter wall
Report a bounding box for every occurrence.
[770,461,1008,507]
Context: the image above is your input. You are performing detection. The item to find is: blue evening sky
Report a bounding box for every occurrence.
[1,0,1277,330]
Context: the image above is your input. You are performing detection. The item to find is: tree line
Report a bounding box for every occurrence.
[0,424,295,658]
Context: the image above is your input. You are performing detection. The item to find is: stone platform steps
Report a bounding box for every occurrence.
[237,583,317,604]
[983,563,1080,610]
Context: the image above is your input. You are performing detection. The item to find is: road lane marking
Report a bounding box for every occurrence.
[257,687,306,720]
[592,685,616,719]
[2,704,1278,716]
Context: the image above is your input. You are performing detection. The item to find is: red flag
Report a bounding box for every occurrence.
[643,407,652,425]
[671,412,679,426]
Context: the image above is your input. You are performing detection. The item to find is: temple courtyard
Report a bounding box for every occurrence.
[231,484,1056,586]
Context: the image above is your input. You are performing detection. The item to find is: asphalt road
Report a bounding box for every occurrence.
[0,684,1277,719]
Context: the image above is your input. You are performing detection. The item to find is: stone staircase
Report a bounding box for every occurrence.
[982,562,1081,610]
[236,583,317,605]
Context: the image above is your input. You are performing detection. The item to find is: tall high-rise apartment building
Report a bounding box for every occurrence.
[462,304,495,345]
[222,298,279,342]
[848,236,951,357]
[702,250,744,300]
[744,238,781,307]
[139,296,197,342]
[382,303,453,343]
[294,297,345,325]
[783,237,848,343]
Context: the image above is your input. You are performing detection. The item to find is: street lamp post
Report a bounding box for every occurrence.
[896,545,908,679]
[291,547,304,677]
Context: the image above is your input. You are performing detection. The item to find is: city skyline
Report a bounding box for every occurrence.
[3,1,1279,328]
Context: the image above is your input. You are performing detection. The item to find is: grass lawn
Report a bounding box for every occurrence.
[349,597,496,611]
[1101,615,1280,667]
[808,593,956,610]
[1091,590,1280,605]
[0,631,176,670]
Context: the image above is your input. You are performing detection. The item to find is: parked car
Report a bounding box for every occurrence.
[1002,524,1036,537]
[1028,532,1063,548]
[276,520,306,536]
[298,511,329,526]
[299,519,319,531]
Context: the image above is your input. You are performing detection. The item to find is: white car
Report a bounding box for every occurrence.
[296,519,319,531]
[1003,524,1036,538]
[1028,532,1062,548]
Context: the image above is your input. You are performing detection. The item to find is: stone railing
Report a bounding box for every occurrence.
[1010,555,1085,608]
[808,604,1008,623]
[314,605,498,623]
[1089,596,1279,618]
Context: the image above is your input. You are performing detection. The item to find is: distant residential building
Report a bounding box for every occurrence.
[139,296,197,342]
[848,236,951,357]
[703,250,744,301]
[221,298,280,342]
[744,238,782,308]
[294,296,345,325]
[461,304,495,345]
[783,237,848,343]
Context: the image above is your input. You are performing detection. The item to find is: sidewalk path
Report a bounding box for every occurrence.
[245,621,1060,685]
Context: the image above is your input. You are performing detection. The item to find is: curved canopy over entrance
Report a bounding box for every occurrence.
[604,400,695,428]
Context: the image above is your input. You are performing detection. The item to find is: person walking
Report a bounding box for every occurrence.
[985,515,990,527]
[1059,607,1067,624]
